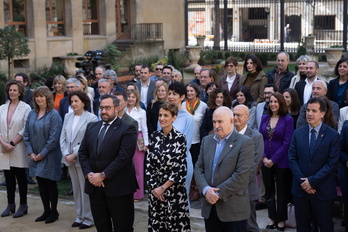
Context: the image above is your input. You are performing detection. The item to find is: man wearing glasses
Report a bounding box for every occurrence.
[150,63,164,81]
[59,78,82,120]
[79,94,138,232]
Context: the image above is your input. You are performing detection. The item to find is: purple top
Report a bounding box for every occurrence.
[259,114,294,168]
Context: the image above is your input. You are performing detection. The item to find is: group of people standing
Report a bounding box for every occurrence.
[1,51,348,232]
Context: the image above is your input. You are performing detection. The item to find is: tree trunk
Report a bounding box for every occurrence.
[213,0,220,50]
[7,57,11,81]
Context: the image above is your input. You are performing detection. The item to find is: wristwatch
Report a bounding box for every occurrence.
[100,172,107,179]
[10,141,15,146]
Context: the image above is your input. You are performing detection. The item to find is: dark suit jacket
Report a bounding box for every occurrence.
[259,115,294,168]
[194,130,254,221]
[93,98,100,116]
[58,96,69,120]
[136,80,156,105]
[121,112,138,132]
[23,88,33,109]
[244,127,264,201]
[289,123,340,200]
[219,73,241,101]
[79,117,138,198]
[340,124,348,195]
[329,77,348,108]
[294,79,306,106]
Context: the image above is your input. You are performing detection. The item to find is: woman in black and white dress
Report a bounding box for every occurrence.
[146,102,190,231]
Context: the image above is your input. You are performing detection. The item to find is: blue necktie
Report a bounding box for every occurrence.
[309,128,316,155]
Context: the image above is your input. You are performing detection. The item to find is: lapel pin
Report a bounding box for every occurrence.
[321,134,324,137]
[229,144,233,148]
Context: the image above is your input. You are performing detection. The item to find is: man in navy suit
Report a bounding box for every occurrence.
[289,97,340,232]
[79,94,138,232]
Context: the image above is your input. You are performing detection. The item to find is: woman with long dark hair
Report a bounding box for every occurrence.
[283,88,301,127]
[259,92,294,231]
[232,86,256,128]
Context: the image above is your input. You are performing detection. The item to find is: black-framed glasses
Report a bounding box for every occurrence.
[99,105,115,111]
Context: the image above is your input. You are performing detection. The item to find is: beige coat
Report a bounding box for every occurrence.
[0,101,31,169]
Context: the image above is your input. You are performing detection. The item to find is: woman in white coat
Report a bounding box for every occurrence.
[0,80,31,218]
[60,91,97,229]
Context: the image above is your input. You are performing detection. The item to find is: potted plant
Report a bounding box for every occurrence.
[195,35,206,46]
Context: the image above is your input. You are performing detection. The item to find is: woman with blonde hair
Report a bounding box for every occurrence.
[147,82,169,136]
[52,75,67,111]
[126,89,149,202]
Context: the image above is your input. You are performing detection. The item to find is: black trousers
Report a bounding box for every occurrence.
[204,205,247,232]
[4,167,27,204]
[36,176,58,214]
[261,166,292,222]
[89,187,134,232]
[294,194,334,232]
[190,143,201,167]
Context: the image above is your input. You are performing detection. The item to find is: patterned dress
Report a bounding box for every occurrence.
[146,127,191,232]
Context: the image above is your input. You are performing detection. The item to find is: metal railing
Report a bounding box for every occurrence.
[116,23,163,42]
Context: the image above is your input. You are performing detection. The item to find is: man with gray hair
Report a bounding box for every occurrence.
[296,80,339,128]
[172,69,183,82]
[59,77,81,119]
[102,70,125,95]
[93,79,112,120]
[266,51,295,93]
[92,66,106,99]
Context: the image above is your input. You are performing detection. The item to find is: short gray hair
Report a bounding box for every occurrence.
[67,77,81,87]
[313,80,327,90]
[103,70,118,83]
[296,55,311,65]
[98,78,111,86]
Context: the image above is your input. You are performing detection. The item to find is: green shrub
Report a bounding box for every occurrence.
[29,62,65,88]
[167,49,178,69]
[0,72,7,104]
[103,44,122,71]
[128,56,159,72]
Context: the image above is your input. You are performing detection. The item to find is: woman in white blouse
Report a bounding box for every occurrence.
[126,89,149,202]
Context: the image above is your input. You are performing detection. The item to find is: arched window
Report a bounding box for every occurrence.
[46,0,65,36]
[83,0,99,35]
[4,0,27,36]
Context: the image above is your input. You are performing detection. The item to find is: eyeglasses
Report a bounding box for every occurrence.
[67,86,77,89]
[99,105,115,111]
[156,68,163,71]
[226,65,234,68]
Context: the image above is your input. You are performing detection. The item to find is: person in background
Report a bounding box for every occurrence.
[52,75,67,111]
[126,89,149,202]
[219,56,240,101]
[200,88,231,139]
[283,88,301,127]
[232,86,256,128]
[0,80,31,218]
[204,82,219,103]
[14,73,33,108]
[24,86,62,224]
[254,84,278,130]
[329,57,348,108]
[289,55,311,89]
[102,70,125,95]
[267,51,295,93]
[259,92,294,231]
[59,78,81,120]
[190,66,202,85]
[146,102,190,231]
[233,105,264,232]
[136,65,156,108]
[150,63,164,82]
[239,54,268,103]
[164,82,194,204]
[339,122,348,231]
[172,69,183,82]
[92,66,106,100]
[60,91,97,229]
[147,82,169,136]
[126,82,146,110]
[182,83,208,201]
[162,66,173,84]
[200,69,216,102]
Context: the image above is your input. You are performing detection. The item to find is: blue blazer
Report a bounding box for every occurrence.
[289,123,340,200]
[340,123,348,195]
[329,77,348,108]
[58,96,69,120]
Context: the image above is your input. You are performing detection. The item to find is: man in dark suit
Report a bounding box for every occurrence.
[135,65,156,108]
[114,90,138,131]
[295,61,321,106]
[79,94,138,232]
[14,73,33,108]
[59,78,81,120]
[340,122,348,231]
[289,97,340,232]
[233,105,264,232]
[195,106,254,232]
[92,66,106,100]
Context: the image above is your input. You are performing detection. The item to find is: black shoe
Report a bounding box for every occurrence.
[13,204,28,218]
[35,211,51,222]
[277,225,285,231]
[255,201,267,210]
[1,203,16,217]
[79,224,94,229]
[266,224,276,229]
[45,211,59,224]
[27,177,36,185]
[0,181,6,187]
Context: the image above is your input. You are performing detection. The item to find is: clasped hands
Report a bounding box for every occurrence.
[152,186,165,202]
[29,153,44,162]
[263,158,274,168]
[88,172,105,187]
[205,187,220,205]
[65,153,77,164]
[301,177,316,194]
[1,142,14,153]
